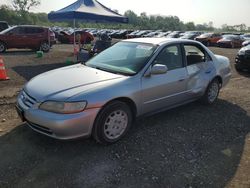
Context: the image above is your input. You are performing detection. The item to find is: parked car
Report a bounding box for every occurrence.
[156,31,172,38]
[58,30,94,44]
[242,40,250,47]
[180,33,199,40]
[195,33,222,46]
[111,30,133,39]
[217,35,243,48]
[167,31,183,38]
[16,38,231,144]
[235,45,250,71]
[127,30,140,38]
[0,25,56,53]
[0,21,9,32]
[241,33,250,41]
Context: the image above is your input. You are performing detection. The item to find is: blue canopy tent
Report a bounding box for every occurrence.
[48,0,128,48]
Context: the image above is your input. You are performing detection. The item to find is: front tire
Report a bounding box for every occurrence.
[92,101,133,145]
[201,79,220,105]
[0,42,6,53]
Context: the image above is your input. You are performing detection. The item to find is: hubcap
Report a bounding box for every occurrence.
[41,43,49,51]
[208,82,219,102]
[104,110,128,140]
[0,44,4,52]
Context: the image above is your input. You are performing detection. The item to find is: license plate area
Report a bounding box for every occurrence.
[15,105,25,122]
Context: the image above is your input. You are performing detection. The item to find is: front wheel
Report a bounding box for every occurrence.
[92,101,133,145]
[200,79,220,105]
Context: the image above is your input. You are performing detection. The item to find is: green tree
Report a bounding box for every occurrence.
[185,22,195,31]
[12,0,40,16]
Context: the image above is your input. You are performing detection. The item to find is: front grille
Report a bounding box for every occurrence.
[245,50,250,56]
[27,121,53,135]
[20,91,37,108]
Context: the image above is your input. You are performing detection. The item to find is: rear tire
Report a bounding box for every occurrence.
[40,41,50,52]
[200,79,220,105]
[92,101,133,145]
[0,42,6,53]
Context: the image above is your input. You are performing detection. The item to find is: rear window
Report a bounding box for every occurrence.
[0,22,9,31]
[25,27,45,34]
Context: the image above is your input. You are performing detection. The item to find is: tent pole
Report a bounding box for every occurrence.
[74,19,76,49]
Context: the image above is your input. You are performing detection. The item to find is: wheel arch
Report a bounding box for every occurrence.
[102,97,137,119]
[212,75,223,87]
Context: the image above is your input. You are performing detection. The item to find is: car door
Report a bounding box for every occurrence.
[141,44,189,114]
[5,27,24,48]
[183,43,216,99]
[25,27,46,49]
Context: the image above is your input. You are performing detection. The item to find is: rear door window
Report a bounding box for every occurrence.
[184,44,211,66]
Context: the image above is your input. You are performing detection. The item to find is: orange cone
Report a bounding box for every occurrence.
[0,56,9,80]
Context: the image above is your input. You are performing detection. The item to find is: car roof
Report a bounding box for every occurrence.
[15,25,48,29]
[122,38,198,45]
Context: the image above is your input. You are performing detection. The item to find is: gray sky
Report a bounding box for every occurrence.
[1,0,249,27]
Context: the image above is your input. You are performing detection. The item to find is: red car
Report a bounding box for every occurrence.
[0,25,56,53]
[58,30,94,44]
[217,35,243,48]
[195,33,222,46]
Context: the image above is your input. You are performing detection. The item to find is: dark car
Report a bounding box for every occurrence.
[195,33,222,46]
[180,33,199,40]
[0,25,56,53]
[58,30,94,44]
[0,21,9,32]
[235,45,250,71]
[167,31,183,38]
[217,35,243,48]
[242,40,250,47]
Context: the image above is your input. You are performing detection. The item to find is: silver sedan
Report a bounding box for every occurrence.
[16,38,231,144]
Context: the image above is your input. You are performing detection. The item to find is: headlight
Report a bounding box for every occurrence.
[39,101,87,114]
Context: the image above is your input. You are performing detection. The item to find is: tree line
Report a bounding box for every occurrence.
[0,3,249,32]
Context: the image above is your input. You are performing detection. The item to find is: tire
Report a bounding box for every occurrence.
[92,101,133,145]
[0,41,6,53]
[200,78,220,105]
[40,41,50,52]
[235,64,243,72]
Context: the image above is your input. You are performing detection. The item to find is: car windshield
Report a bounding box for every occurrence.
[223,35,237,40]
[85,42,157,75]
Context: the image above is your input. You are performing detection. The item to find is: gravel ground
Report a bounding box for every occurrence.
[0,44,249,188]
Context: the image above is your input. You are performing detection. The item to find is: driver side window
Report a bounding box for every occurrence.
[154,45,183,71]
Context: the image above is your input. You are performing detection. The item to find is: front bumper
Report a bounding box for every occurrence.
[16,92,100,140]
[235,54,250,70]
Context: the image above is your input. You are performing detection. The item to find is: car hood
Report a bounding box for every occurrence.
[24,64,125,102]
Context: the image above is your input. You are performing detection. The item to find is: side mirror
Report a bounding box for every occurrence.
[151,64,168,75]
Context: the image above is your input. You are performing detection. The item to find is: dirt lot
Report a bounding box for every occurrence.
[0,44,250,188]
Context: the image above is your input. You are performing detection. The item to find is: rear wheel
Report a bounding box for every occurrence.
[92,101,133,145]
[0,42,6,53]
[201,79,220,105]
[40,41,50,52]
